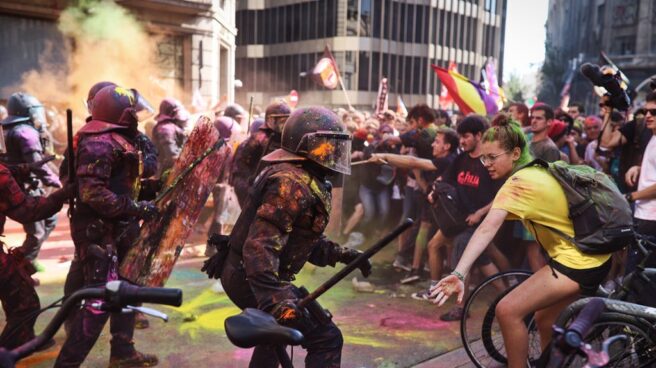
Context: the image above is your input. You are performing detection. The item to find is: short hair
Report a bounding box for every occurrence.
[531,104,554,120]
[456,115,488,136]
[569,102,585,114]
[436,127,459,153]
[555,111,574,126]
[646,91,656,103]
[407,104,436,123]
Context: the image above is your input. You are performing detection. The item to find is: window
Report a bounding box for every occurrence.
[614,35,636,55]
[347,0,358,36]
[317,2,326,38]
[370,51,380,91]
[391,2,399,41]
[405,4,414,43]
[361,0,373,37]
[373,0,381,37]
[384,0,392,39]
[308,2,317,39]
[327,0,338,37]
[358,52,370,91]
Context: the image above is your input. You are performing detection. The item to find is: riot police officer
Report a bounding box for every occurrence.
[0,158,72,349]
[204,106,371,368]
[152,98,189,178]
[1,92,61,265]
[230,101,291,207]
[55,85,159,368]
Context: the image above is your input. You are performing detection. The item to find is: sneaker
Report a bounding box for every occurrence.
[134,312,149,330]
[392,256,412,272]
[411,288,432,301]
[440,306,469,322]
[400,269,421,284]
[344,232,365,248]
[108,351,158,368]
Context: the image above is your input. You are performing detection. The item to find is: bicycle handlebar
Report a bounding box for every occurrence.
[562,298,605,349]
[1,281,182,367]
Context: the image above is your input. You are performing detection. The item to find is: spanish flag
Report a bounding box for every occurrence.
[432,64,498,116]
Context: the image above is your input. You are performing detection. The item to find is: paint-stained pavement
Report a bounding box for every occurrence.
[3,210,475,368]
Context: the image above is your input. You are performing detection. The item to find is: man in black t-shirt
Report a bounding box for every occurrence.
[600,109,652,192]
[370,128,459,284]
[425,116,507,320]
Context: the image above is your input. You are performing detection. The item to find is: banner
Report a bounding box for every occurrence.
[439,61,457,110]
[311,46,340,90]
[432,64,498,116]
[374,78,389,117]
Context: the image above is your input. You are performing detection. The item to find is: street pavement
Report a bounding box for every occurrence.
[3,209,476,368]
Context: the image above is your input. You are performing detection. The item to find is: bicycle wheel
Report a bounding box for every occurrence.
[461,270,541,367]
[558,312,656,368]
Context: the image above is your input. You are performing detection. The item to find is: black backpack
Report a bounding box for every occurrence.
[429,181,467,237]
[522,159,634,254]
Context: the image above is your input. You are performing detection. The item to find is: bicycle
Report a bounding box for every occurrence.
[460,269,542,367]
[0,280,182,368]
[460,232,656,367]
[545,297,656,367]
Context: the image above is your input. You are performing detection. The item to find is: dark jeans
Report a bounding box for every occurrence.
[358,184,391,229]
[221,257,343,368]
[20,214,57,261]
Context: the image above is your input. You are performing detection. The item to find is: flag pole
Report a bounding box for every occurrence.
[326,45,354,110]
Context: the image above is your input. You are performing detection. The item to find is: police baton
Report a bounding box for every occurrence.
[66,108,75,216]
[298,218,414,308]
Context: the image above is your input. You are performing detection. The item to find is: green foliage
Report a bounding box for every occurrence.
[505,72,528,103]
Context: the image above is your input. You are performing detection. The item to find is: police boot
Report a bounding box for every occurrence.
[108,351,158,368]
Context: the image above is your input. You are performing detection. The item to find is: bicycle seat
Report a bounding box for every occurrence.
[225,308,304,348]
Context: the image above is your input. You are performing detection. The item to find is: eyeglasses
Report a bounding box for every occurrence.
[480,151,509,165]
[644,108,656,117]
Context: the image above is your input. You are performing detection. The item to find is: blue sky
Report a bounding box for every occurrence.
[502,0,548,82]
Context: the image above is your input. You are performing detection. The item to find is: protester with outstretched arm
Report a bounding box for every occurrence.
[431,116,611,368]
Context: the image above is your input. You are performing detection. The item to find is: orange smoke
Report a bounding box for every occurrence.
[17,1,183,124]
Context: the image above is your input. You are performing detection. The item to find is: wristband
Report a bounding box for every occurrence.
[451,270,465,282]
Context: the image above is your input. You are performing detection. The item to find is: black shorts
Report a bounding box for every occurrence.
[550,259,612,296]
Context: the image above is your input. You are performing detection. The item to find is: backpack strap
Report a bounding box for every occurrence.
[514,158,549,173]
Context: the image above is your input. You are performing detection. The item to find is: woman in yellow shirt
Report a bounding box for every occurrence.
[431,115,611,368]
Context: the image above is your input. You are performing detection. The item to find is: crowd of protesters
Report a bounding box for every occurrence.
[1,87,655,350]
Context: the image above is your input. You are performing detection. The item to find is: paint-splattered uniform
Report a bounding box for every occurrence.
[3,121,61,261]
[229,129,280,207]
[0,163,68,349]
[55,121,151,368]
[151,120,185,178]
[222,162,344,368]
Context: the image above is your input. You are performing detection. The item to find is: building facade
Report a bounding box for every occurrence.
[235,0,507,110]
[0,0,237,107]
[546,0,656,109]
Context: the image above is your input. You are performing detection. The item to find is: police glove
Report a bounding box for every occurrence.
[136,201,159,221]
[201,252,224,279]
[339,248,372,278]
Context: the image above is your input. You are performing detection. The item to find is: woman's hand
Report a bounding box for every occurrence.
[429,274,465,306]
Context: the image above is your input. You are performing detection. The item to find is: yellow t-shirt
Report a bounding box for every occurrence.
[492,166,610,269]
